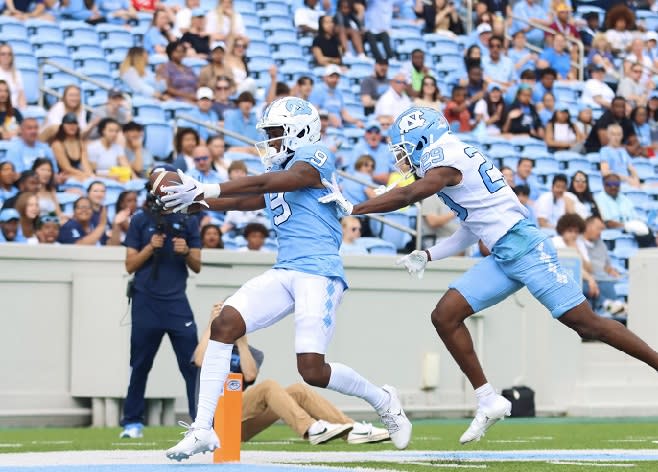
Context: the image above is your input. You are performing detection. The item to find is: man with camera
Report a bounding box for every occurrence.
[119,168,202,439]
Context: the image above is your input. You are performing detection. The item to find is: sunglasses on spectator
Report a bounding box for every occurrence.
[234,43,246,48]
[393,79,406,84]
[76,204,92,210]
[39,215,60,224]
[194,156,209,162]
[216,85,229,90]
[604,181,621,187]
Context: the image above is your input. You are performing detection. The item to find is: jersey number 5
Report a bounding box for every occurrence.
[269,193,291,225]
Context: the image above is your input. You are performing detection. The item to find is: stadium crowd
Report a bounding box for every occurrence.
[1,0,657,318]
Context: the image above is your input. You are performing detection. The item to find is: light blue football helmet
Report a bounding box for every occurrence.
[389,107,451,178]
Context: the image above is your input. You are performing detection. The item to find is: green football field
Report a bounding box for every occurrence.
[2,417,658,471]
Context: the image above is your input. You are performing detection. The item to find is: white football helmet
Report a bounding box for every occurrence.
[255,97,321,170]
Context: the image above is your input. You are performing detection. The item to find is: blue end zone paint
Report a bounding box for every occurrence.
[0,467,355,472]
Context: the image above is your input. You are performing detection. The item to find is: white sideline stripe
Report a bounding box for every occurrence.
[3,449,658,467]
[405,462,487,469]
[548,462,636,467]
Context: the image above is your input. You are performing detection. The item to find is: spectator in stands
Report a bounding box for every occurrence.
[312,15,343,66]
[34,214,61,245]
[630,106,654,158]
[401,49,433,98]
[545,3,578,47]
[0,44,25,111]
[59,0,105,24]
[6,118,56,174]
[472,22,492,54]
[210,76,236,121]
[420,194,459,249]
[172,127,200,172]
[223,92,260,155]
[187,144,222,184]
[513,184,537,225]
[173,0,199,35]
[649,92,658,141]
[1,170,38,210]
[317,110,341,162]
[508,31,537,79]
[599,124,641,188]
[87,118,131,180]
[43,85,87,139]
[501,166,514,188]
[414,76,443,112]
[419,0,464,35]
[201,223,223,249]
[198,44,234,90]
[617,63,650,109]
[342,155,377,204]
[51,113,94,183]
[205,0,247,47]
[511,0,549,47]
[294,76,314,102]
[363,0,394,63]
[444,85,472,133]
[545,102,583,152]
[31,158,65,221]
[569,171,600,219]
[240,222,269,252]
[108,190,138,245]
[350,122,390,184]
[86,180,106,227]
[535,173,576,230]
[207,135,229,181]
[334,0,365,57]
[144,8,178,55]
[0,208,21,243]
[585,96,638,154]
[583,215,624,313]
[360,59,389,117]
[482,35,515,92]
[99,0,137,24]
[14,191,39,243]
[58,196,107,245]
[538,92,556,126]
[586,33,617,82]
[123,121,153,178]
[459,64,486,113]
[537,33,574,81]
[514,157,541,201]
[374,72,412,122]
[181,9,212,58]
[464,45,482,70]
[594,173,655,247]
[311,65,364,128]
[120,47,168,100]
[579,12,600,51]
[220,160,269,236]
[3,0,56,20]
[295,0,325,36]
[473,83,506,135]
[604,4,636,57]
[0,161,17,205]
[184,87,220,143]
[532,68,556,107]
[575,104,593,138]
[224,39,256,96]
[88,89,133,140]
[339,215,368,255]
[502,84,544,139]
[157,41,199,103]
[624,39,655,89]
[0,80,22,140]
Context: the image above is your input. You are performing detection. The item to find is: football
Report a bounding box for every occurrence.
[149,170,181,198]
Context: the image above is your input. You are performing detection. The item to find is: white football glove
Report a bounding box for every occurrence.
[318,173,354,217]
[396,250,429,279]
[160,170,219,213]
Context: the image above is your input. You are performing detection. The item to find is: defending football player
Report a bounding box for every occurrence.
[159,97,412,461]
[319,106,658,444]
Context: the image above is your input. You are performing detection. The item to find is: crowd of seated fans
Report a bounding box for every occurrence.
[1,0,657,317]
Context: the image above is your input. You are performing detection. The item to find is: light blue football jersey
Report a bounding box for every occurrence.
[265,144,347,287]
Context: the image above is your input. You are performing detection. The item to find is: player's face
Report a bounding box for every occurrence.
[263,126,285,152]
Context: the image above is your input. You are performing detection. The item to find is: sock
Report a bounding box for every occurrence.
[326,362,389,413]
[474,383,497,407]
[307,420,324,436]
[193,340,233,430]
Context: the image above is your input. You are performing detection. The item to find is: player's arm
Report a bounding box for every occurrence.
[352,167,459,215]
[216,162,320,197]
[205,194,266,212]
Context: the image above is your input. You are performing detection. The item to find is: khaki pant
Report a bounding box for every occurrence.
[241,380,354,441]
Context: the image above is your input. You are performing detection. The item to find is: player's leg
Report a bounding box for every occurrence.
[166,269,294,461]
[291,272,412,449]
[433,256,523,444]
[120,293,166,438]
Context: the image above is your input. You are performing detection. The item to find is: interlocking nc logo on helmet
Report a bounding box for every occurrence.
[285,98,312,116]
[226,380,242,391]
[398,110,426,134]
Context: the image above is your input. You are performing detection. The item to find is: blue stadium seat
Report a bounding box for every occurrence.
[32,42,69,57]
[162,100,196,120]
[247,40,270,57]
[134,103,166,122]
[22,105,47,124]
[15,52,38,70]
[633,159,655,180]
[356,237,397,255]
[140,120,174,160]
[235,0,256,13]
[245,26,266,41]
[265,29,297,43]
[20,68,40,104]
[9,40,33,55]
[534,157,560,173]
[182,57,207,75]
[60,20,94,37]
[0,19,28,40]
[26,19,63,41]
[272,41,303,58]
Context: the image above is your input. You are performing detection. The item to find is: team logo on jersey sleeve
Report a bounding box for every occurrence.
[398,110,426,134]
[285,99,312,116]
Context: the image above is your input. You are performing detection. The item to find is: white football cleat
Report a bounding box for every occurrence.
[459,395,512,445]
[165,421,219,462]
[308,420,353,445]
[379,385,412,449]
[347,421,391,444]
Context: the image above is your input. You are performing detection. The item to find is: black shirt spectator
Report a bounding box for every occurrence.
[181,32,211,57]
[584,97,637,153]
[312,15,343,66]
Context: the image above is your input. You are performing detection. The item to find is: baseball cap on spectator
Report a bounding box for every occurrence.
[191,7,205,17]
[318,109,329,118]
[476,23,492,35]
[211,41,225,51]
[324,64,342,77]
[365,120,381,133]
[108,88,123,98]
[650,90,658,100]
[236,91,255,104]
[518,83,532,91]
[487,83,501,92]
[0,208,19,222]
[196,87,214,100]
[646,31,658,42]
[37,214,60,227]
[555,102,569,112]
[62,112,78,124]
[588,63,605,73]
[555,3,571,12]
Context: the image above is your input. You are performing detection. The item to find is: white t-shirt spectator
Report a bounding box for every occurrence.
[87,139,125,173]
[0,68,24,109]
[45,102,88,129]
[534,191,578,228]
[294,4,324,32]
[374,88,413,120]
[580,79,615,109]
[551,234,590,263]
[174,7,192,36]
[205,9,246,38]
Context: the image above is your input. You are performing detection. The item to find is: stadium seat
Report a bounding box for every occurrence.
[0,20,28,40]
[140,120,174,160]
[247,41,270,57]
[20,68,40,104]
[534,157,560,174]
[14,53,38,70]
[26,20,63,41]
[356,237,397,255]
[633,159,655,180]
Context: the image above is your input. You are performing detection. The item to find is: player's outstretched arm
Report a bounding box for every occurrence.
[216,162,320,197]
[425,226,479,261]
[205,195,266,212]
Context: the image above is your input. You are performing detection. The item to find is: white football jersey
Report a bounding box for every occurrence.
[417,134,528,249]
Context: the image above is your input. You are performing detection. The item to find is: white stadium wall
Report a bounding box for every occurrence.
[1,245,658,427]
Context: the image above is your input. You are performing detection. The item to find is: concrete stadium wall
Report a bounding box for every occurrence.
[1,244,658,427]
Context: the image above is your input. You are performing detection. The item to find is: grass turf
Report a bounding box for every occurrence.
[1,418,658,471]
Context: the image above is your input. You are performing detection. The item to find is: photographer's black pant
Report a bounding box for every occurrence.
[121,291,198,426]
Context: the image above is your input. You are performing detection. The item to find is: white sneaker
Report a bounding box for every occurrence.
[459,395,512,445]
[347,421,390,444]
[119,423,143,439]
[308,420,353,445]
[379,385,412,449]
[165,421,219,462]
